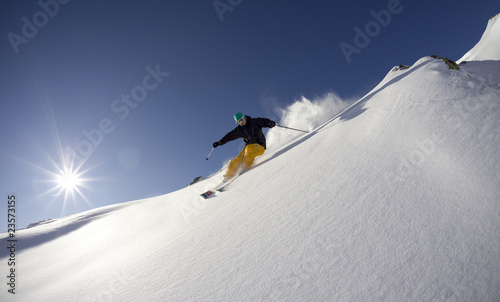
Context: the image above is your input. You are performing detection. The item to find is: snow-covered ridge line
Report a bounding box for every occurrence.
[458,12,500,63]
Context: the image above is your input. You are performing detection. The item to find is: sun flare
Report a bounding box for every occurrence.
[10,105,97,216]
[56,169,82,192]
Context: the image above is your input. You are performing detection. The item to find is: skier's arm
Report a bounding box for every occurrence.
[255,117,276,128]
[214,127,243,147]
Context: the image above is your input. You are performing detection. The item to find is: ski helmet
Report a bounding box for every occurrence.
[233,112,245,123]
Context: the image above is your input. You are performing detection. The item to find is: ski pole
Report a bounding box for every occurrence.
[276,124,310,133]
[206,147,214,160]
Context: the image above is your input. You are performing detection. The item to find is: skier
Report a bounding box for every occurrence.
[212,112,276,180]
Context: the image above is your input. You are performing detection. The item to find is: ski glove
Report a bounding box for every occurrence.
[213,141,221,148]
[268,120,276,128]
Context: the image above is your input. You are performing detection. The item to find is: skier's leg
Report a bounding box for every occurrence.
[225,147,246,179]
[241,144,265,170]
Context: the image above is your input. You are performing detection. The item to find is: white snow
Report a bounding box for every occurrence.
[458,13,500,63]
[2,15,500,302]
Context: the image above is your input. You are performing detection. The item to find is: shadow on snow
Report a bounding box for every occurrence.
[0,205,126,258]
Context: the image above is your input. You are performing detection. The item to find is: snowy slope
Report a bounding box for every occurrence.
[458,13,500,63]
[2,17,500,302]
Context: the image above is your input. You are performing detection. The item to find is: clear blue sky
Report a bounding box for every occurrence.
[1,0,498,230]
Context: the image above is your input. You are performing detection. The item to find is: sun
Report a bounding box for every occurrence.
[49,160,94,214]
[50,162,93,214]
[7,104,96,216]
[56,169,82,193]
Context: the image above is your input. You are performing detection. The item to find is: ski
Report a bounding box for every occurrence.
[200,176,237,199]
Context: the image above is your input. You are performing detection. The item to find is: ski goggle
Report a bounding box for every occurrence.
[236,116,246,124]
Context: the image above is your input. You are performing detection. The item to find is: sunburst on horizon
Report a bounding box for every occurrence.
[53,163,87,200]
[56,169,81,192]
[42,131,97,215]
[7,103,100,217]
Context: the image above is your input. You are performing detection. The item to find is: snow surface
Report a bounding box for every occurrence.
[458,13,500,63]
[2,15,500,302]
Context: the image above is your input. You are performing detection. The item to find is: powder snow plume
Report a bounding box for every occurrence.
[266,92,354,150]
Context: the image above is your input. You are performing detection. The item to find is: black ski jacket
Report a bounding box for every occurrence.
[218,116,275,149]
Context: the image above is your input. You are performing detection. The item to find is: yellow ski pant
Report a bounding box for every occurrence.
[225,143,265,179]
